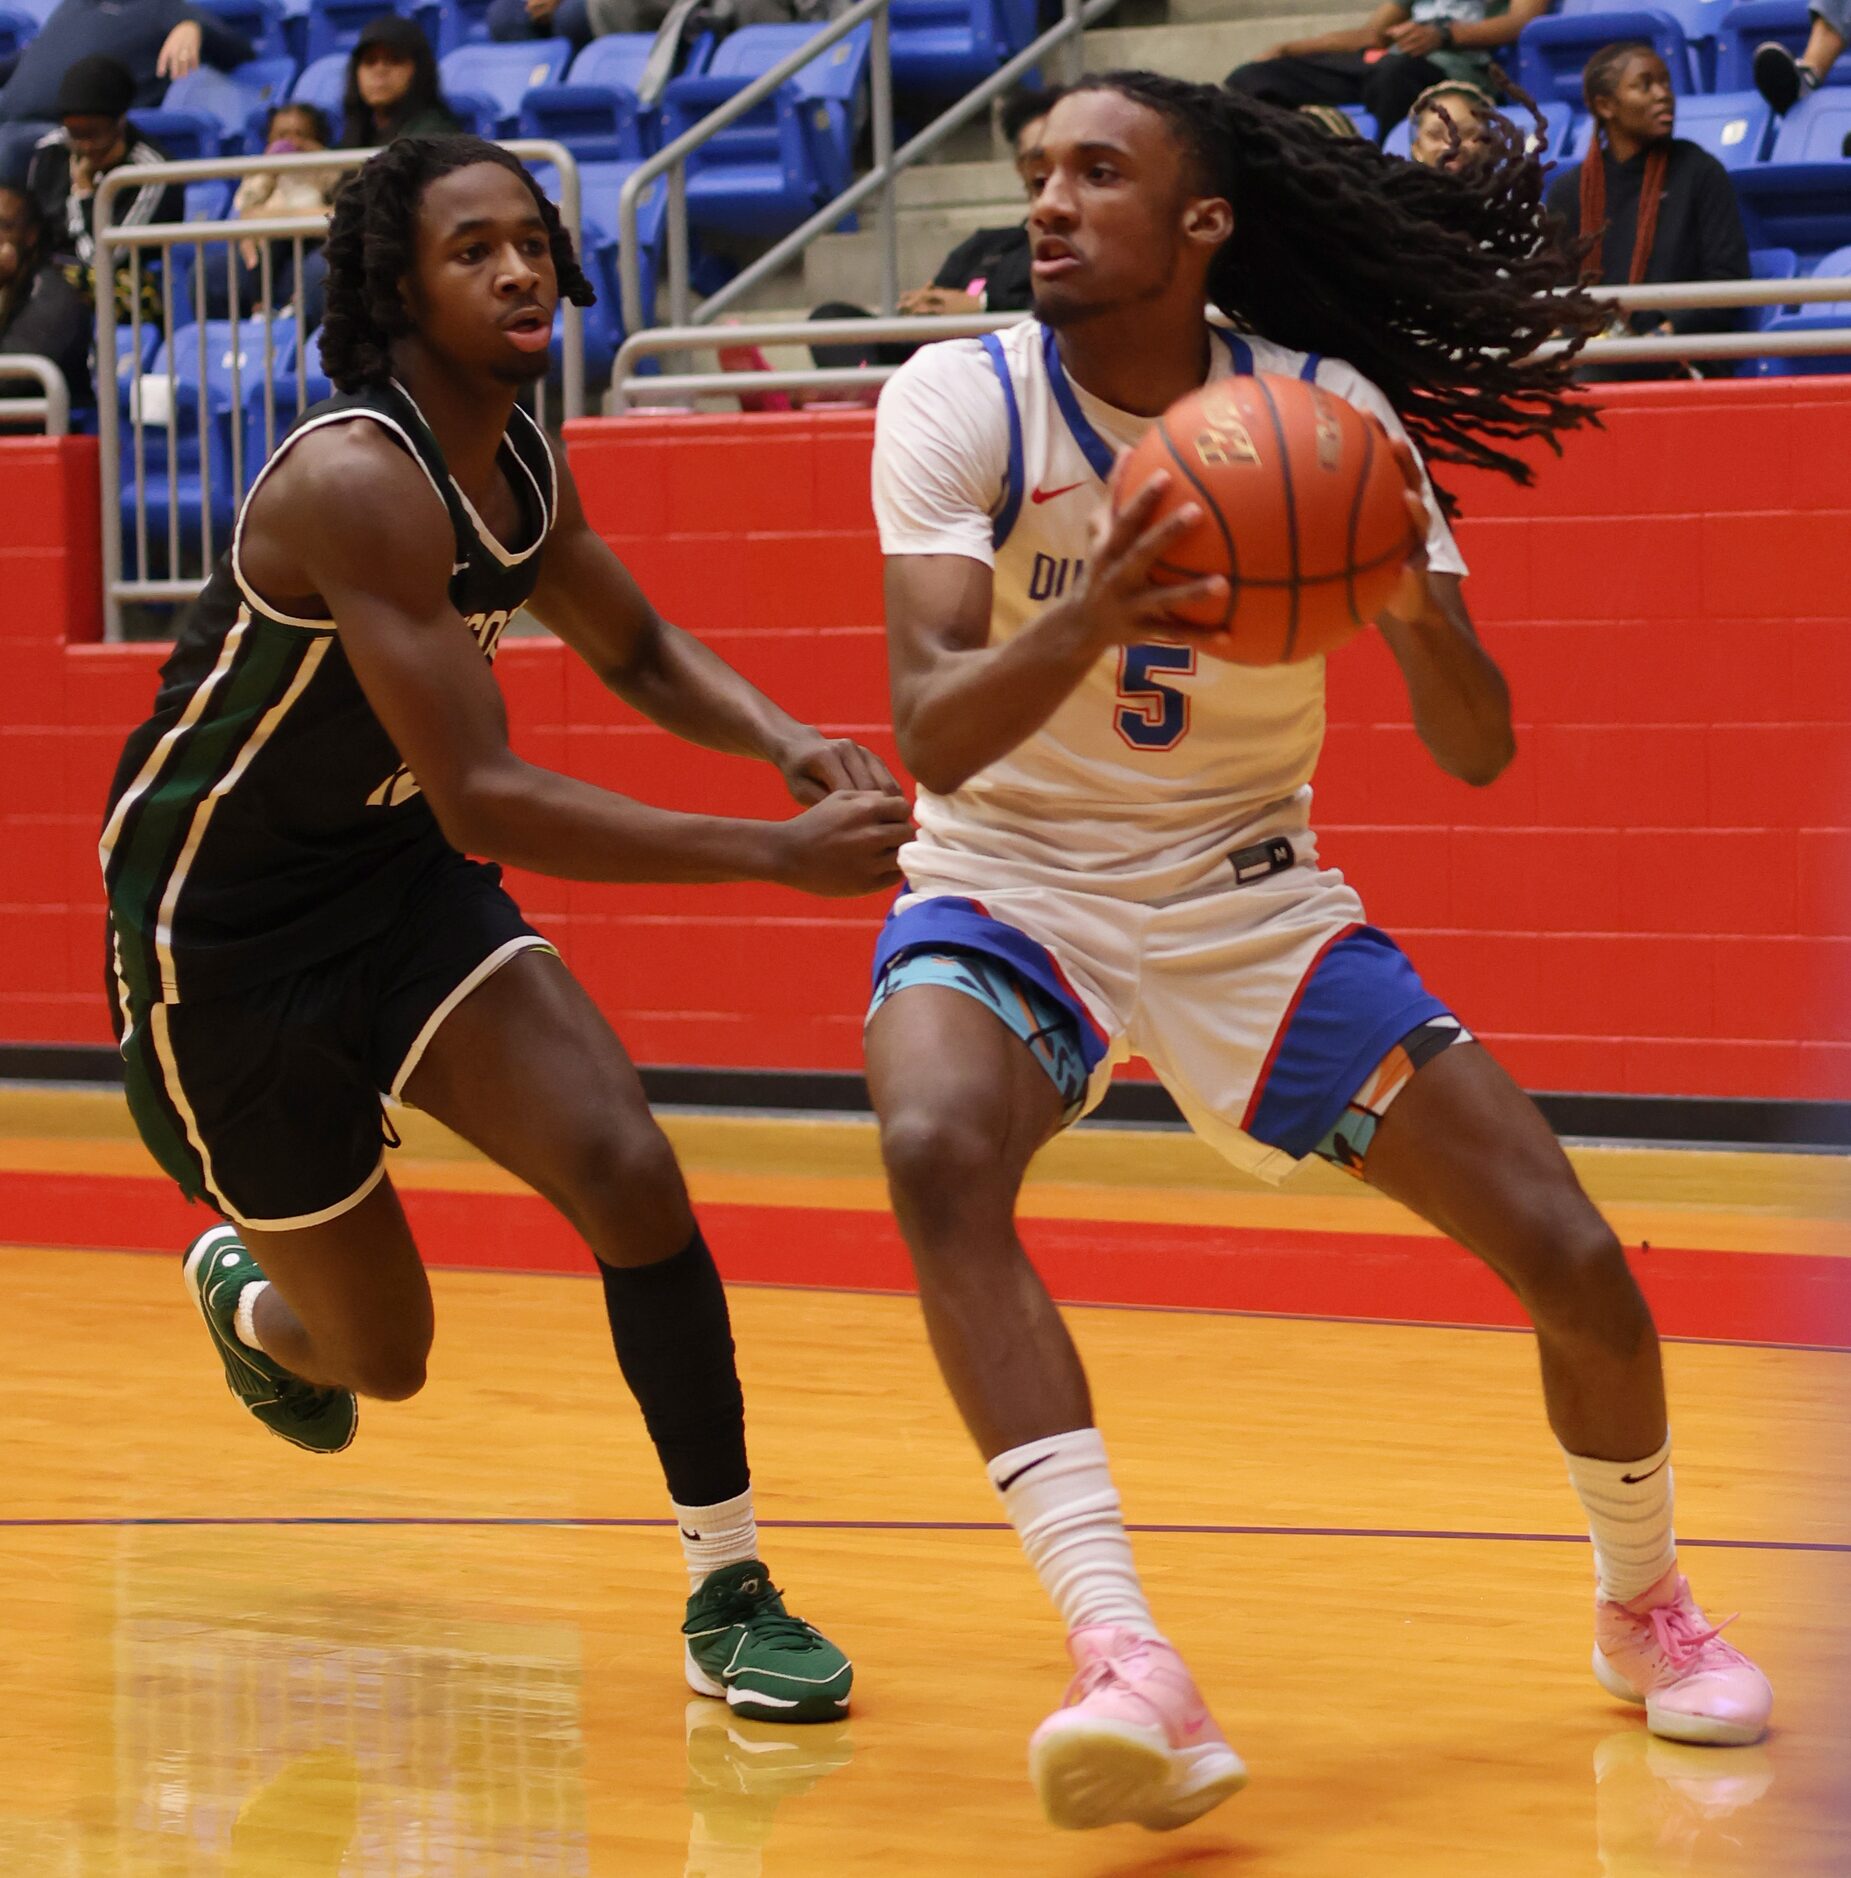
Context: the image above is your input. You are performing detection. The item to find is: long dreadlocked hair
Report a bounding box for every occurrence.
[1577,42,1668,286]
[1067,71,1605,510]
[319,135,597,391]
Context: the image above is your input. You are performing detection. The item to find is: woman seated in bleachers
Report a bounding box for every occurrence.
[340,15,461,147]
[0,177,91,412]
[1544,41,1750,380]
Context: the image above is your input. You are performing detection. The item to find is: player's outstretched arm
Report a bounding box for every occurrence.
[527,446,901,806]
[254,429,907,895]
[1375,460,1515,787]
[888,475,1226,796]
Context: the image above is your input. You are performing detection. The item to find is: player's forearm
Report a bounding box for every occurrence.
[1448,14,1522,47]
[1277,25,1379,53]
[605,617,809,768]
[440,756,788,883]
[897,602,1104,795]
[1377,606,1515,787]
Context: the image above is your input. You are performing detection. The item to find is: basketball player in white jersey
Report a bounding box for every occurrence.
[866,73,1772,1832]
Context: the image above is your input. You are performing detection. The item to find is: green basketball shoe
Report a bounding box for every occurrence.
[182,1224,357,1454]
[682,1561,853,1723]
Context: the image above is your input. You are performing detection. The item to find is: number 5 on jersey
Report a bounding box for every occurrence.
[1115,643,1196,752]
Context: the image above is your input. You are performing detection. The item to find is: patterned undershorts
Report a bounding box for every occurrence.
[869,947,1472,1173]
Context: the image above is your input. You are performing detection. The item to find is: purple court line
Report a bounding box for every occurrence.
[2,1515,1847,1553]
[69,1247,1851,1356]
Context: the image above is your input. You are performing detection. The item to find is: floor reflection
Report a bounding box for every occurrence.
[113,1559,590,1874]
[1594,1729,1776,1875]
[681,1700,855,1878]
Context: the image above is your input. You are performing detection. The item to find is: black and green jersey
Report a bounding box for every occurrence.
[102,377,557,1006]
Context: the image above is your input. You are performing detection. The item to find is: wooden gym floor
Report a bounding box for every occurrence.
[1,1087,1847,1874]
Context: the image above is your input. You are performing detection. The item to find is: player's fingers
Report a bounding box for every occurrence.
[1116,503,1204,585]
[788,775,830,805]
[1132,577,1227,622]
[867,792,914,824]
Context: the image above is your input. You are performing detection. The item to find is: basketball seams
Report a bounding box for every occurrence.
[1155,420,1238,633]
[1248,376,1300,662]
[1344,415,1374,629]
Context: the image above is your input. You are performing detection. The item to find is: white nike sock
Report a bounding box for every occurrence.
[232,1280,270,1354]
[988,1427,1163,1640]
[673,1486,759,1590]
[1563,1432,1677,1604]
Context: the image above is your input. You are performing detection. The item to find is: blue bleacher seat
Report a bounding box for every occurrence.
[289,49,348,120]
[1673,89,1774,165]
[1717,0,1851,90]
[519,33,658,162]
[4,0,58,24]
[659,22,871,240]
[194,0,289,59]
[127,108,223,161]
[0,7,37,59]
[1747,242,1799,328]
[438,38,572,136]
[1339,102,1375,139]
[1752,243,1851,370]
[529,156,666,374]
[432,0,498,50]
[164,63,284,152]
[304,0,443,65]
[887,0,1035,101]
[1732,91,1851,262]
[1518,5,1697,107]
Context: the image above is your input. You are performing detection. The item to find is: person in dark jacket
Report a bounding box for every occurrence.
[807,87,1056,374]
[341,14,460,148]
[26,53,180,321]
[0,179,92,408]
[0,0,250,179]
[1544,42,1751,380]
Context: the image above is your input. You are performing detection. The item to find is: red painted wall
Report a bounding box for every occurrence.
[4,380,1848,1098]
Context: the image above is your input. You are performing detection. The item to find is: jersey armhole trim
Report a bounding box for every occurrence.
[229,409,455,629]
[979,332,1025,553]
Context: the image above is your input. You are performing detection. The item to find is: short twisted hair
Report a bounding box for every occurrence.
[319,135,597,391]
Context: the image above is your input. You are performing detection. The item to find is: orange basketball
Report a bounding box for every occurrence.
[1112,372,1418,665]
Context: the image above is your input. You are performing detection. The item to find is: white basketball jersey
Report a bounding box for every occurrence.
[871,319,1466,903]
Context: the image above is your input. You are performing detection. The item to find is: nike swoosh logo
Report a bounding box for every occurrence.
[1620,1455,1670,1485]
[1031,482,1085,504]
[995,1453,1056,1492]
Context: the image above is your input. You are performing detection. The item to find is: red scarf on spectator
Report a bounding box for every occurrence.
[1579,135,1669,285]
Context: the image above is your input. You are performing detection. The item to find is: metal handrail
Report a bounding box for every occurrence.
[92,142,583,638]
[619,0,1103,337]
[0,355,71,435]
[610,277,1851,404]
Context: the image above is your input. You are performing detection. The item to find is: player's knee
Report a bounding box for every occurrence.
[1517,1212,1648,1346]
[551,1114,689,1252]
[879,1105,1006,1222]
[346,1341,429,1401]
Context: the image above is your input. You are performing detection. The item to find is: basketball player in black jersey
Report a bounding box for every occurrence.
[101,136,907,1723]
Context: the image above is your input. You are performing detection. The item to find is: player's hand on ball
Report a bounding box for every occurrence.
[772,790,911,896]
[1071,472,1227,650]
[1377,439,1433,629]
[776,733,904,805]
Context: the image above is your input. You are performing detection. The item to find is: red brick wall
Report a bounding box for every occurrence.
[4,381,1847,1097]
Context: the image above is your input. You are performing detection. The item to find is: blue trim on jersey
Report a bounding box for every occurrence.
[1224,336,1320,382]
[1041,323,1119,483]
[871,896,1110,1068]
[1246,927,1450,1160]
[980,332,1026,552]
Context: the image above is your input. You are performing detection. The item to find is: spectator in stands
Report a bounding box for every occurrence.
[806,86,1057,376]
[341,15,461,148]
[1225,0,1548,146]
[0,0,251,183]
[1406,76,1498,165]
[1545,42,1750,379]
[1753,1,1846,114]
[207,101,337,322]
[27,54,179,321]
[0,180,91,408]
[487,0,596,55]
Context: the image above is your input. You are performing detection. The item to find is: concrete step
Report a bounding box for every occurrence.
[803,212,997,305]
[894,158,1022,211]
[1084,13,1351,75]
[1162,0,1355,24]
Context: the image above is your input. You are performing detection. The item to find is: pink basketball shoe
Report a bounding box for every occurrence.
[1028,1626,1247,1831]
[1593,1567,1773,1746]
